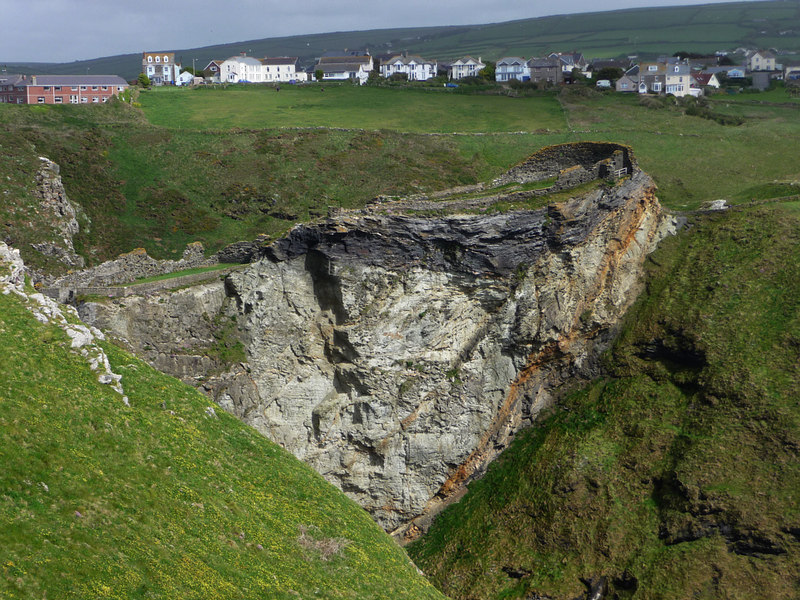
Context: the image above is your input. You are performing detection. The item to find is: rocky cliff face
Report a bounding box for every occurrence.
[79,144,676,538]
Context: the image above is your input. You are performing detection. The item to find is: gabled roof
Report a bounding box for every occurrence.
[497,57,525,66]
[451,56,484,67]
[382,54,435,66]
[527,57,559,68]
[692,73,717,86]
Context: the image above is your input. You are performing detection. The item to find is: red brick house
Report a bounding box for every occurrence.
[0,74,128,104]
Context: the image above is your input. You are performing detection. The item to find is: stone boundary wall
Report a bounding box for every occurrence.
[494,142,635,188]
[42,267,238,304]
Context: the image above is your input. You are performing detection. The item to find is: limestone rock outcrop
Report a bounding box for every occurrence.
[31,157,85,268]
[78,143,676,537]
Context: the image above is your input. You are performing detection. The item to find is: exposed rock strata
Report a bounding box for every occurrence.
[31,157,85,268]
[78,144,676,537]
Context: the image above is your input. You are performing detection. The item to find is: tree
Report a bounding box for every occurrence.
[480,61,496,82]
[137,72,151,88]
[314,69,324,82]
[594,67,624,82]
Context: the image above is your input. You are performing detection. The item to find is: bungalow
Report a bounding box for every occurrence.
[380,54,437,81]
[448,56,485,80]
[142,52,181,85]
[615,65,639,93]
[495,57,528,82]
[315,54,373,84]
[0,74,128,104]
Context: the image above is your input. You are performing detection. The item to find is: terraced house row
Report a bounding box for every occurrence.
[0,73,128,104]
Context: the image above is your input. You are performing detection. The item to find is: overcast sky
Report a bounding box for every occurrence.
[1,0,751,63]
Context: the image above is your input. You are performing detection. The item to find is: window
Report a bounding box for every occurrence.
[155,56,160,63]
[92,85,98,90]
[81,97,88,103]
[80,85,87,90]
[648,65,657,72]
[102,97,109,103]
[92,97,99,103]
[147,66,154,74]
[164,56,169,62]
[43,86,50,91]
[55,96,63,103]
[101,86,108,90]
[37,97,45,103]
[148,56,153,63]
[54,86,61,91]
[70,95,78,103]
[71,86,78,91]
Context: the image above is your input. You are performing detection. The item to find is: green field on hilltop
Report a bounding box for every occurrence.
[138,85,566,133]
[3,83,800,269]
[0,287,445,600]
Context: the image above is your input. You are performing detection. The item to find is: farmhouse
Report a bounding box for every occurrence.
[749,50,777,72]
[0,74,128,104]
[142,52,181,85]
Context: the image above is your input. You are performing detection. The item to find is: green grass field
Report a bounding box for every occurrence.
[0,287,444,600]
[138,85,566,133]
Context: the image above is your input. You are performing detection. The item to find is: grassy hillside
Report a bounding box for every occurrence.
[0,283,445,599]
[3,83,800,270]
[7,1,800,80]
[409,200,800,599]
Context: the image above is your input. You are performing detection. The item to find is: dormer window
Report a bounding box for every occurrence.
[674,66,679,72]
[148,56,153,63]
[648,65,657,71]
[155,56,160,63]
[164,56,169,63]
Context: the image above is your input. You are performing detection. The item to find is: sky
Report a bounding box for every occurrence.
[1,0,752,63]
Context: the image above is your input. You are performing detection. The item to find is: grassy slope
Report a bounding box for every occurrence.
[0,288,444,600]
[4,83,800,270]
[8,1,799,79]
[409,201,800,599]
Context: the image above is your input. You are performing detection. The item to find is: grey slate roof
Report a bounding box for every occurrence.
[316,63,366,74]
[261,57,298,66]
[19,75,128,86]
[497,57,525,66]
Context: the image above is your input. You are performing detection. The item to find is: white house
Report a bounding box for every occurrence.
[142,52,181,85]
[314,54,373,85]
[380,54,437,81]
[175,70,194,86]
[495,57,528,82]
[448,56,485,80]
[749,50,777,72]
[261,57,306,82]
[220,54,265,83]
